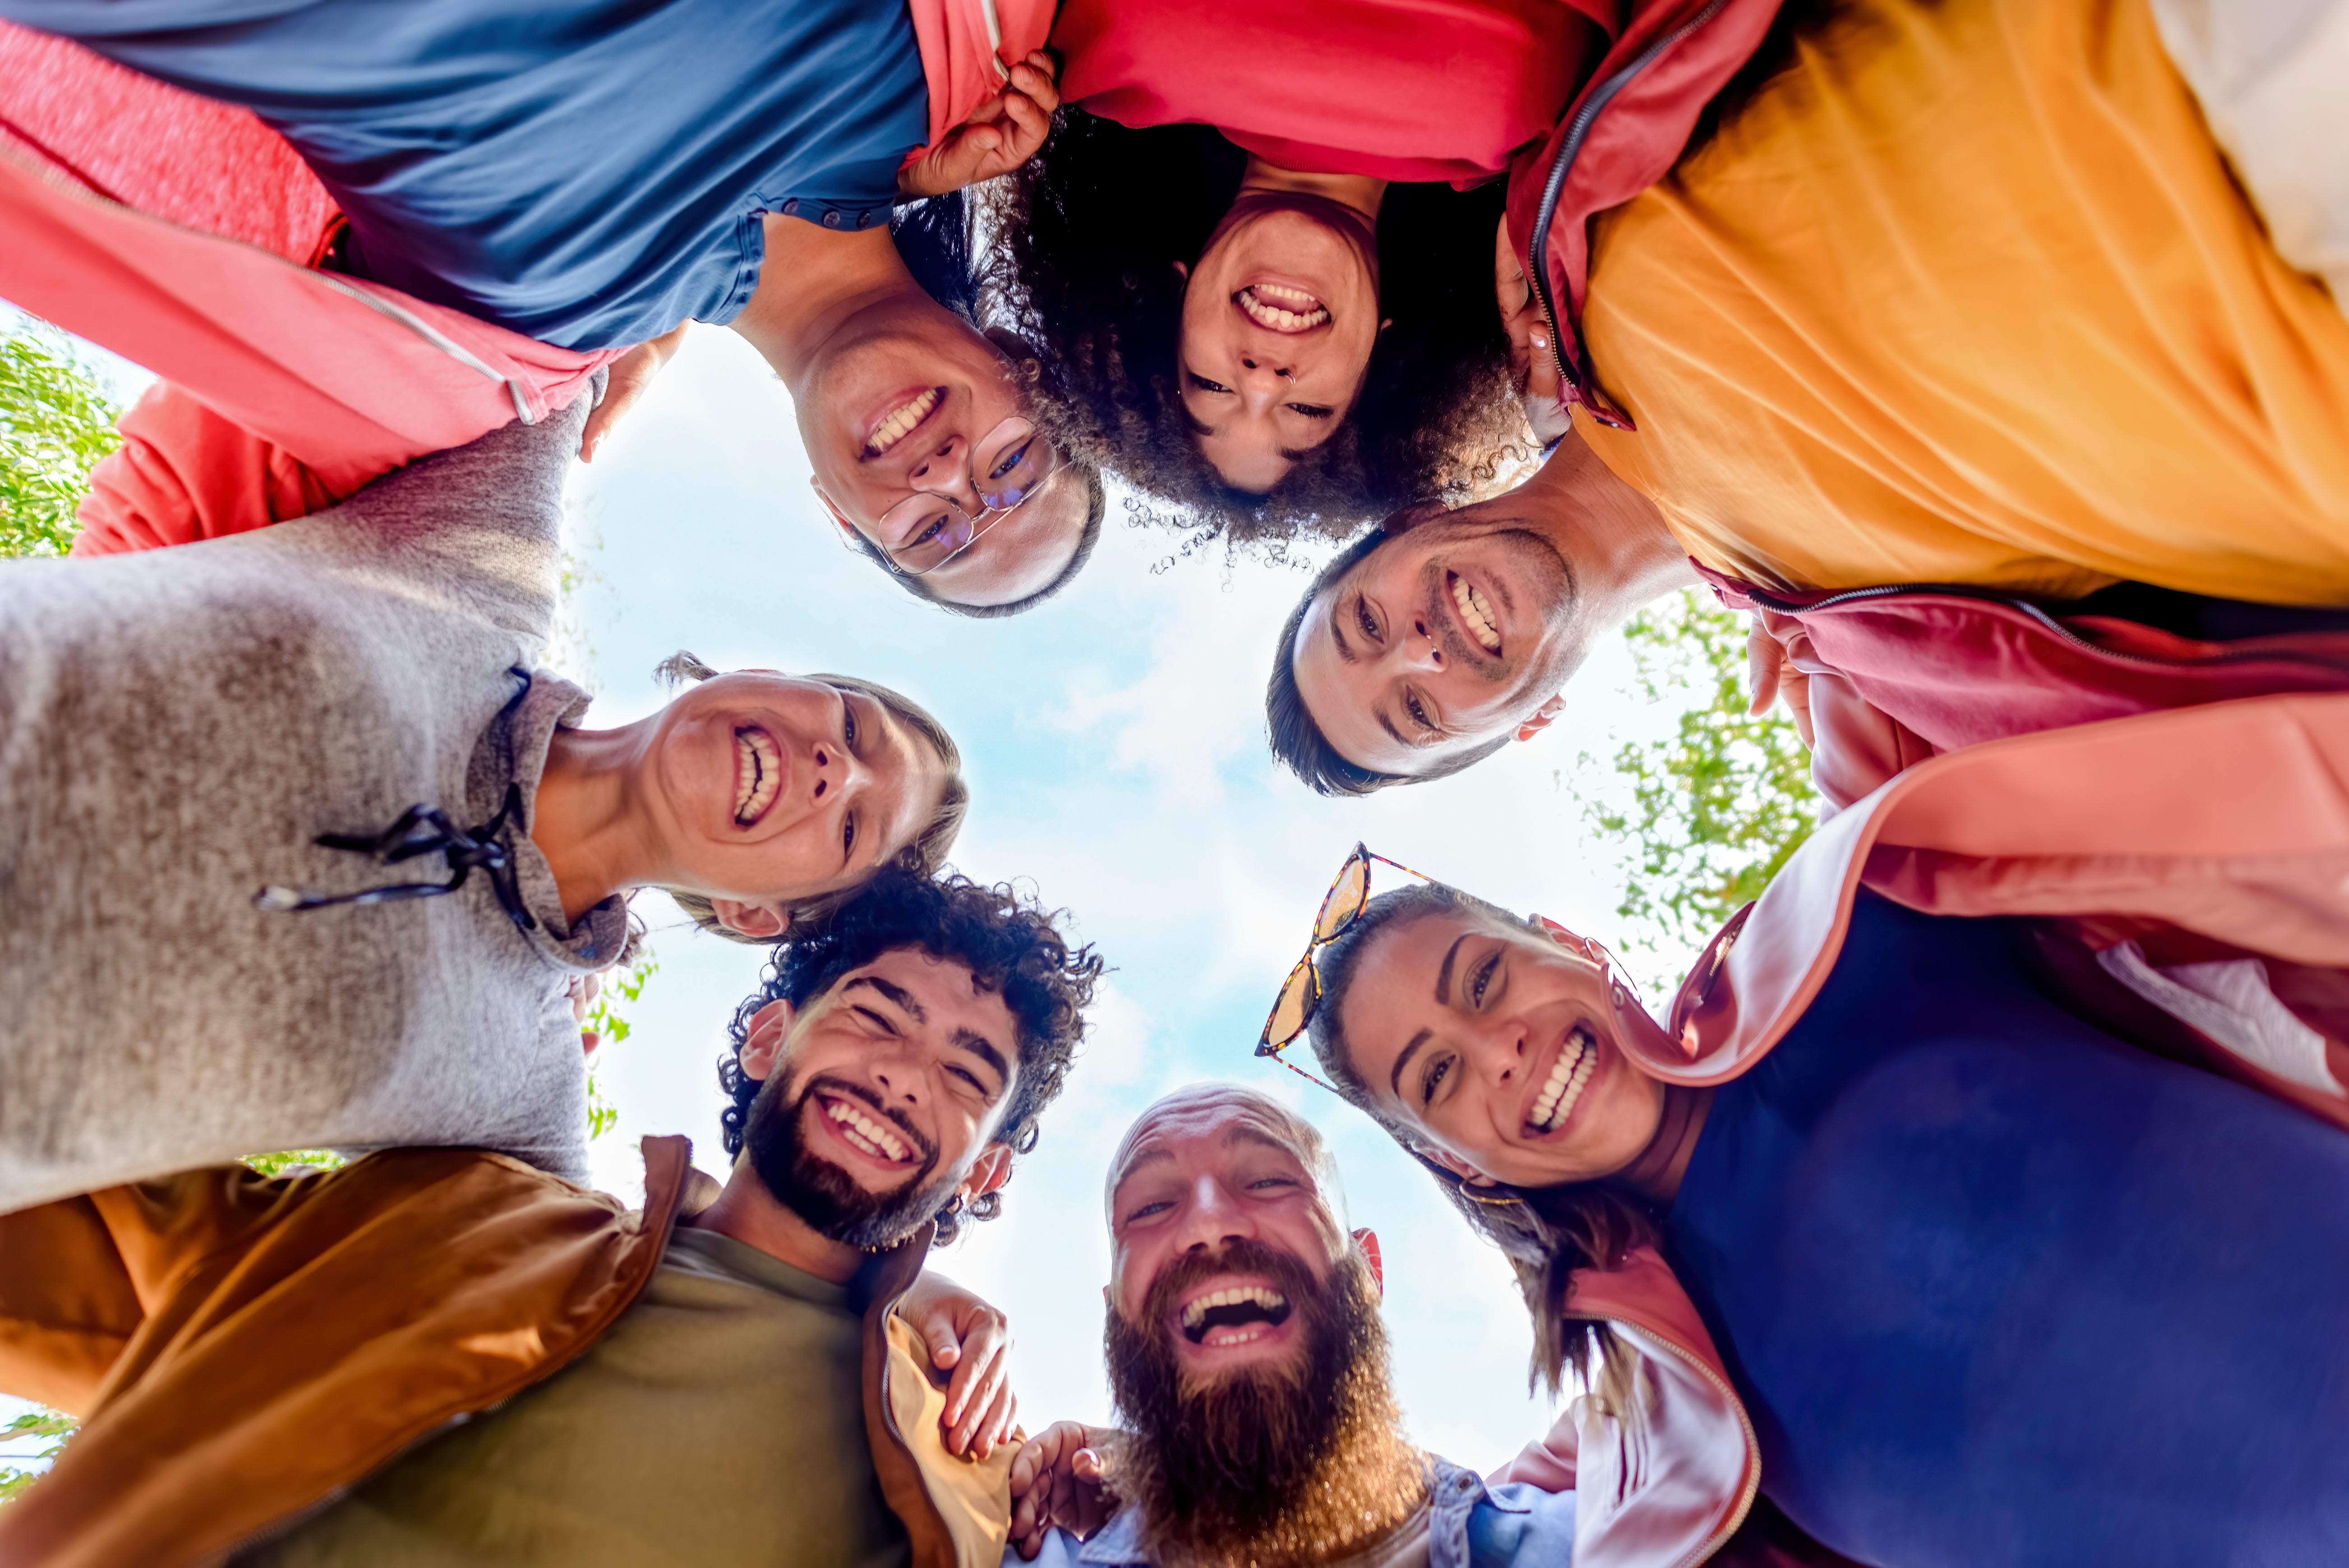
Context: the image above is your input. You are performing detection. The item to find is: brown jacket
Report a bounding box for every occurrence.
[0,1136,1013,1568]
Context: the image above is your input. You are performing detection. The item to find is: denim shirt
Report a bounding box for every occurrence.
[1011,1456,1577,1568]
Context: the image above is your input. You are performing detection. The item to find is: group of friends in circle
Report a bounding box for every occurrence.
[1,0,2347,1564]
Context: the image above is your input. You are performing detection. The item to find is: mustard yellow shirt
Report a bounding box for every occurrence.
[1579,0,2349,605]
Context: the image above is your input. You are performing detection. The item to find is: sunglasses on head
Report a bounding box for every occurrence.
[1255,843,1434,1092]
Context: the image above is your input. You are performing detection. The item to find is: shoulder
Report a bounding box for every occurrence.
[1468,1480,1579,1566]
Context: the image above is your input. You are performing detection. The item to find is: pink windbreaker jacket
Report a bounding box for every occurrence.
[0,5,1048,556]
[1489,690,2349,1567]
[1706,566,2349,812]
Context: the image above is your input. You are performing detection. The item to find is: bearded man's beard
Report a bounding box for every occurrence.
[741,1066,954,1251]
[1103,1240,1427,1568]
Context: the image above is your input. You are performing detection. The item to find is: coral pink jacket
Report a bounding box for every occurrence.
[0,22,616,556]
[1506,0,1786,430]
[1494,690,2349,1567]
[1707,566,2349,812]
[4,6,1040,555]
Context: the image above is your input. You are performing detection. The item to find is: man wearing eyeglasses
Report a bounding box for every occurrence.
[1001,1083,1580,1568]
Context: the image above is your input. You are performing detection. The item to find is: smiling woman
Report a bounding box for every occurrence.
[586,651,969,944]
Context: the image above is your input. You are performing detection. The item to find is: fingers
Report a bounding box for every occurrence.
[1011,52,1061,114]
[1746,621,1782,716]
[943,1335,1008,1456]
[579,325,687,461]
[963,1379,1015,1462]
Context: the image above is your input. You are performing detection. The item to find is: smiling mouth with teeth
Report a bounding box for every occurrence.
[732,726,782,827]
[822,1094,915,1165]
[864,387,944,458]
[1234,283,1331,333]
[1448,572,1503,655]
[1527,1026,1600,1134]
[1179,1284,1294,1347]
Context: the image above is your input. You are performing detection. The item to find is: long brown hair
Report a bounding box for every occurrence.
[1306,881,1659,1407]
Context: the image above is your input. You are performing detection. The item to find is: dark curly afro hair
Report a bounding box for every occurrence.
[983,112,1530,558]
[716,863,1104,1246]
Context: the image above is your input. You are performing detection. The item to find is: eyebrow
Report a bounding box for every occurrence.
[1391,1028,1431,1101]
[1329,603,1359,666]
[1436,932,1467,1006]
[845,974,925,1022]
[1111,1123,1302,1202]
[951,1026,1009,1090]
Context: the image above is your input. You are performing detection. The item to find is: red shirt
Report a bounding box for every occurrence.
[1053,0,1605,185]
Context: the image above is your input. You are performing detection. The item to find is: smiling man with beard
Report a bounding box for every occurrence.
[1005,1084,1578,1568]
[0,865,1101,1567]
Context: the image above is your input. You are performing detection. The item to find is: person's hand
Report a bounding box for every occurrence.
[899,1271,1018,1460]
[1745,617,1816,748]
[1008,1420,1118,1559]
[898,52,1061,198]
[580,323,690,463]
[1495,214,1573,449]
[567,969,606,1063]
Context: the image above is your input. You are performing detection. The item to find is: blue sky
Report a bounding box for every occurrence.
[8,313,1709,1480]
[565,327,1704,1472]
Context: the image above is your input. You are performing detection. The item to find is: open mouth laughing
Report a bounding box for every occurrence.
[1233,282,1330,333]
[1526,1026,1600,1136]
[732,726,782,827]
[1178,1281,1294,1348]
[818,1091,918,1167]
[863,387,944,459]
[1447,571,1503,655]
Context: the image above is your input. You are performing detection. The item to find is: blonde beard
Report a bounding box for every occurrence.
[1112,1352,1430,1568]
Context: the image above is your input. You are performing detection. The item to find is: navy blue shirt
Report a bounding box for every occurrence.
[1665,892,2349,1568]
[8,0,929,347]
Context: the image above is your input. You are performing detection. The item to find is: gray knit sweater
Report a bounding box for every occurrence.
[0,392,624,1211]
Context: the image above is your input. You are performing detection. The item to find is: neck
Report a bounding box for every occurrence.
[529,724,665,922]
[1236,157,1387,224]
[729,215,916,390]
[1617,1086,1712,1204]
[685,1159,868,1285]
[1527,432,1698,627]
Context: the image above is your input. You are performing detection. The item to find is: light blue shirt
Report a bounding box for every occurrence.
[1013,1456,1576,1568]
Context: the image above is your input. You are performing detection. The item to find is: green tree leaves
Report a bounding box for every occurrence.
[1573,591,1818,992]
[0,327,121,558]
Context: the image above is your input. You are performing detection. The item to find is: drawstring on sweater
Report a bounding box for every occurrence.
[254,783,539,935]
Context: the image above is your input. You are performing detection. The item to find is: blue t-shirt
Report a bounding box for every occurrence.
[1665,891,2349,1568]
[7,0,930,348]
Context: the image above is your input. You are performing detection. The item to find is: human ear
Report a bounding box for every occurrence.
[1409,1140,1499,1188]
[738,997,798,1082]
[806,479,862,543]
[710,898,790,940]
[1514,693,1565,743]
[1171,260,1189,283]
[956,1142,1014,1205]
[1352,1228,1384,1297]
[981,325,1041,365]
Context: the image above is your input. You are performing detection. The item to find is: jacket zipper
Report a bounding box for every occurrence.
[1565,1311,1761,1568]
[1527,0,1732,430]
[1739,580,2349,674]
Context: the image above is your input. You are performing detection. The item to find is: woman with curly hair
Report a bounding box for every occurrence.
[990,0,1610,547]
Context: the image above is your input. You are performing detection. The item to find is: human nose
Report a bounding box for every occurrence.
[1462,1016,1528,1093]
[1401,607,1445,673]
[1172,1174,1257,1254]
[905,432,983,512]
[868,1040,925,1107]
[807,733,872,808]
[1235,352,1295,411]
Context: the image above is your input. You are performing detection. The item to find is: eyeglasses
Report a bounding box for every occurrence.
[1255,843,1434,1091]
[830,418,1067,578]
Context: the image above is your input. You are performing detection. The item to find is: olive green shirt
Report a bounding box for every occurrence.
[245,1226,910,1568]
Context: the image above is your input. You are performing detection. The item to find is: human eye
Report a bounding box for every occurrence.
[840,691,859,750]
[988,437,1037,483]
[946,1063,988,1097]
[1247,1174,1300,1192]
[1125,1198,1173,1222]
[907,511,954,549]
[1355,595,1380,643]
[1286,402,1334,419]
[1421,1053,1454,1107]
[1469,951,1501,1008]
[1405,689,1435,731]
[1188,371,1234,396]
[842,810,858,860]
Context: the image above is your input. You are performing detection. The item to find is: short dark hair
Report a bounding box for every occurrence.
[1264,530,1510,795]
[984,111,1528,556]
[716,865,1104,1246]
[855,460,1108,619]
[1304,881,1655,1401]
